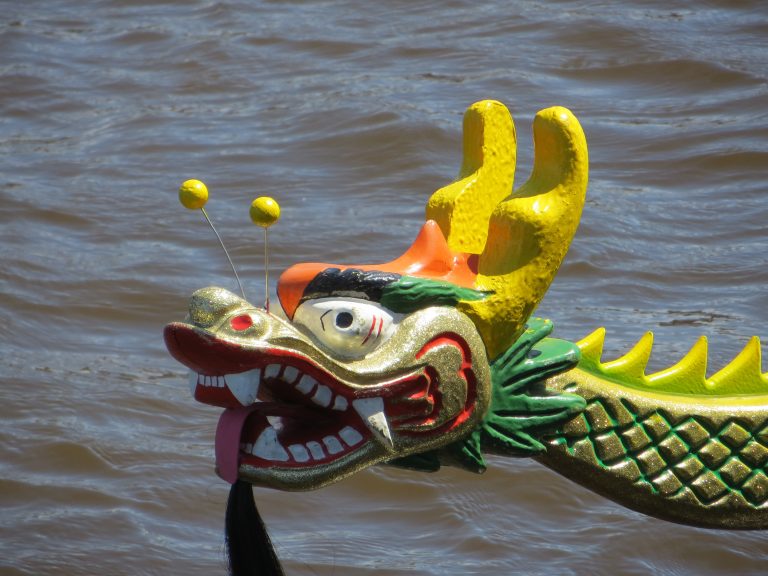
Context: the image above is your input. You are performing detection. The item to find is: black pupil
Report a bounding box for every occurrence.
[335,311,354,328]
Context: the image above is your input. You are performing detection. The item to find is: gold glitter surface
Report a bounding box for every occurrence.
[188,286,248,328]
[184,287,490,491]
[541,368,768,529]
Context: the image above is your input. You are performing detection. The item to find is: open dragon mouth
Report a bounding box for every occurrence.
[164,291,490,490]
[185,350,438,483]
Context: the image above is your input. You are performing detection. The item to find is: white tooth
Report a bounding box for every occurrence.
[352,398,394,450]
[312,385,332,407]
[323,435,344,455]
[306,441,325,460]
[283,366,299,382]
[224,369,261,406]
[263,364,281,380]
[296,375,317,394]
[266,415,283,430]
[332,396,348,411]
[339,426,363,447]
[217,376,224,388]
[288,444,310,462]
[252,427,289,461]
[188,371,198,396]
[244,443,253,453]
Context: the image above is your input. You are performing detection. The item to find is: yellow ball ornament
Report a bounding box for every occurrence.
[250,196,281,228]
[179,179,209,210]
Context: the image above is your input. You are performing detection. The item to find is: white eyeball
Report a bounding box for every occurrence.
[292,298,399,359]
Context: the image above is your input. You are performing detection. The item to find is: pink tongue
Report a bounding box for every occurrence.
[215,406,259,484]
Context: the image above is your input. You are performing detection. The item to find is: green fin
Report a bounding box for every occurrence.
[455,318,586,463]
[389,318,586,474]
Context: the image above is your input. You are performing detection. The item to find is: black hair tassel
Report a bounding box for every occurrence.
[225,480,285,576]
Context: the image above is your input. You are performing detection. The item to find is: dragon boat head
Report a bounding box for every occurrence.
[164,223,492,490]
[164,100,589,491]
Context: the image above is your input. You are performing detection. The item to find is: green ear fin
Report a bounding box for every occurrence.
[451,318,585,464]
[442,429,487,473]
[387,318,585,474]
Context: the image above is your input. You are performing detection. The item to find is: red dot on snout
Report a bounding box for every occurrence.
[230,314,253,331]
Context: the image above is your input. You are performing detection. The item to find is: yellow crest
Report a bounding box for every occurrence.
[427,101,589,359]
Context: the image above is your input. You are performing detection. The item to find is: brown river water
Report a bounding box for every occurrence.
[2,1,767,574]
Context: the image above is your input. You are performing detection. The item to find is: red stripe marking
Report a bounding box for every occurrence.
[361,315,377,346]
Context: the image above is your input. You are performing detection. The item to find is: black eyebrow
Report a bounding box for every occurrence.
[319,309,332,331]
[301,268,401,304]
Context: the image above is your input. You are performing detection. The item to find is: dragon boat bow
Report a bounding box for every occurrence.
[165,100,768,535]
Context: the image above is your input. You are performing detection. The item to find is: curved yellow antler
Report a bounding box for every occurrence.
[428,102,588,360]
[426,100,516,254]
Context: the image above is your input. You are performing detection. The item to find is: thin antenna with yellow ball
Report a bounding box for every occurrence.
[179,179,247,301]
[249,196,281,313]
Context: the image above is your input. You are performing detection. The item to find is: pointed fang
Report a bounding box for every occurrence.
[352,397,394,451]
[224,369,261,406]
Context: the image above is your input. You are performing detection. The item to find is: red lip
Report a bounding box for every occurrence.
[165,321,436,414]
[166,322,475,431]
[164,322,257,375]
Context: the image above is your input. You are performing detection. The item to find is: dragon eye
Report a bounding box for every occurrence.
[293,298,399,359]
[335,312,353,329]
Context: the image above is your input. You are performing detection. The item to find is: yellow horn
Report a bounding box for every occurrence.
[459,106,588,359]
[426,100,516,254]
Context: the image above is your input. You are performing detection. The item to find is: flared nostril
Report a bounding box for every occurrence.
[230,314,253,331]
[226,309,271,338]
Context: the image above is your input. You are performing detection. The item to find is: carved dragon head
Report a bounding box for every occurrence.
[164,100,589,491]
